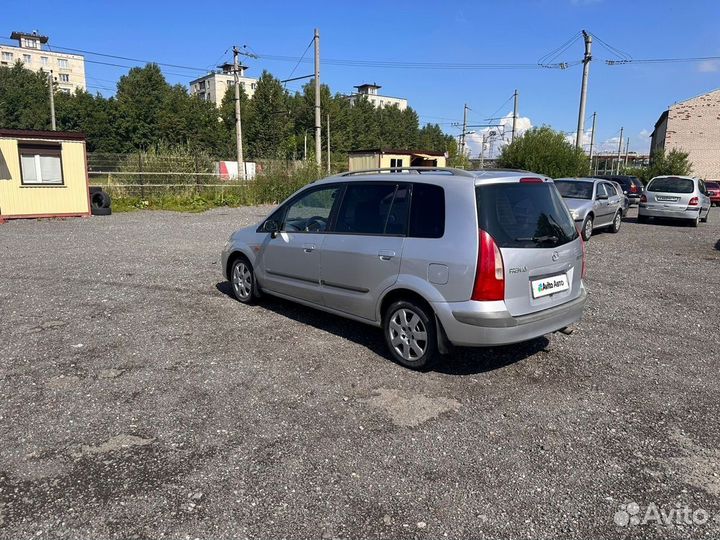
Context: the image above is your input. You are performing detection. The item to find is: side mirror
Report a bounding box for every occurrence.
[263,219,279,238]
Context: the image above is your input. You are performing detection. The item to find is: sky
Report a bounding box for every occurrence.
[3,0,720,157]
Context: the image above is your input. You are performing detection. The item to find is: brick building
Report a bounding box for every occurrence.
[650,89,720,180]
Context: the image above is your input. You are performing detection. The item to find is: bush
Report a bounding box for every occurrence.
[622,149,692,184]
[497,127,590,178]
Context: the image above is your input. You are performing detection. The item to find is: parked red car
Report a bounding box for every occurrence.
[706,181,720,206]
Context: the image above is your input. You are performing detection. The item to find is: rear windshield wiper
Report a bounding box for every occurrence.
[515,235,559,243]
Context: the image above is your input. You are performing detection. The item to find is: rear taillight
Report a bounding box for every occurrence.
[472,230,505,301]
[688,197,699,206]
[519,177,544,184]
[640,194,647,204]
[630,184,638,193]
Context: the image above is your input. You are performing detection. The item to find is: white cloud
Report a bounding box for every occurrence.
[639,128,651,138]
[698,60,720,73]
[463,111,533,158]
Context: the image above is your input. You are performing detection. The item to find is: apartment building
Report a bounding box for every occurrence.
[351,83,408,111]
[650,88,720,179]
[189,63,258,107]
[1,31,86,93]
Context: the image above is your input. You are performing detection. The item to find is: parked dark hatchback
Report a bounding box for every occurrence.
[595,175,644,205]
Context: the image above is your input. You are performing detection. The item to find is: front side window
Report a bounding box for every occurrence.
[595,183,608,198]
[282,185,341,232]
[335,183,407,235]
[19,146,63,185]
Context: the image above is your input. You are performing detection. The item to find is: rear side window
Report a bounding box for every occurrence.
[409,183,445,238]
[647,177,694,194]
[334,183,408,235]
[476,183,578,248]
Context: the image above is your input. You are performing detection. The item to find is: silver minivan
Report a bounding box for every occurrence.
[221,168,587,369]
[638,175,711,226]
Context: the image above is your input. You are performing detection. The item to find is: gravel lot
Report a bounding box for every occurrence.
[1,205,719,539]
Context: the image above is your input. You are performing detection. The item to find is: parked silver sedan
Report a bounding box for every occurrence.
[638,176,711,226]
[554,178,625,240]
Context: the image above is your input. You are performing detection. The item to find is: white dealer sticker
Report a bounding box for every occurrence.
[531,274,569,299]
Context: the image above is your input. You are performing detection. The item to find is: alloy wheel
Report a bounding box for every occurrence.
[232,261,253,300]
[388,308,428,361]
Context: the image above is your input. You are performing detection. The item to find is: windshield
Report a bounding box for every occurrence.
[554,180,594,200]
[476,183,578,249]
[706,182,720,189]
[647,177,694,194]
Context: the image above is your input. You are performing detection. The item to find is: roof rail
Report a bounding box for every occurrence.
[335,166,476,178]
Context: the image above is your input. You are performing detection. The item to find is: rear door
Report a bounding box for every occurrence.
[320,182,409,321]
[603,182,623,218]
[594,183,615,226]
[476,180,583,317]
[645,177,696,215]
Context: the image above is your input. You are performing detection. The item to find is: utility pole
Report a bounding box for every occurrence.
[575,30,592,149]
[511,89,519,142]
[326,113,331,174]
[48,71,56,130]
[460,104,469,158]
[233,46,245,180]
[616,126,624,174]
[624,137,630,168]
[314,28,322,168]
[588,112,597,174]
[304,132,308,161]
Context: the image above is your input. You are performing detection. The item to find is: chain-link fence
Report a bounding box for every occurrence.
[87,152,324,210]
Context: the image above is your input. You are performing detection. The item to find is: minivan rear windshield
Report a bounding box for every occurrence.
[476,183,578,249]
[554,180,593,200]
[647,177,694,194]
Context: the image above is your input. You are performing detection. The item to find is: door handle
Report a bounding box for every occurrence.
[303,243,316,253]
[378,250,396,261]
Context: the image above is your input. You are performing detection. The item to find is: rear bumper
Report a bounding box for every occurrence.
[433,287,587,347]
[638,205,699,219]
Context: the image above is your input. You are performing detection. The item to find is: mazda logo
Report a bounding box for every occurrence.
[552,251,560,261]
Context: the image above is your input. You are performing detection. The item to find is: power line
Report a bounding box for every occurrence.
[255,53,543,70]
[607,55,720,65]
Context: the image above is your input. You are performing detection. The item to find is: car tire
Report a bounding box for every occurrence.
[691,215,700,227]
[91,190,112,209]
[230,256,256,304]
[91,206,112,216]
[609,211,622,233]
[701,209,709,223]
[383,300,437,370]
[581,215,593,241]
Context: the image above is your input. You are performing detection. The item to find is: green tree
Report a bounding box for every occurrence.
[623,148,693,183]
[418,123,453,153]
[0,62,52,129]
[245,71,293,159]
[114,64,171,151]
[497,126,589,177]
[55,89,119,152]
